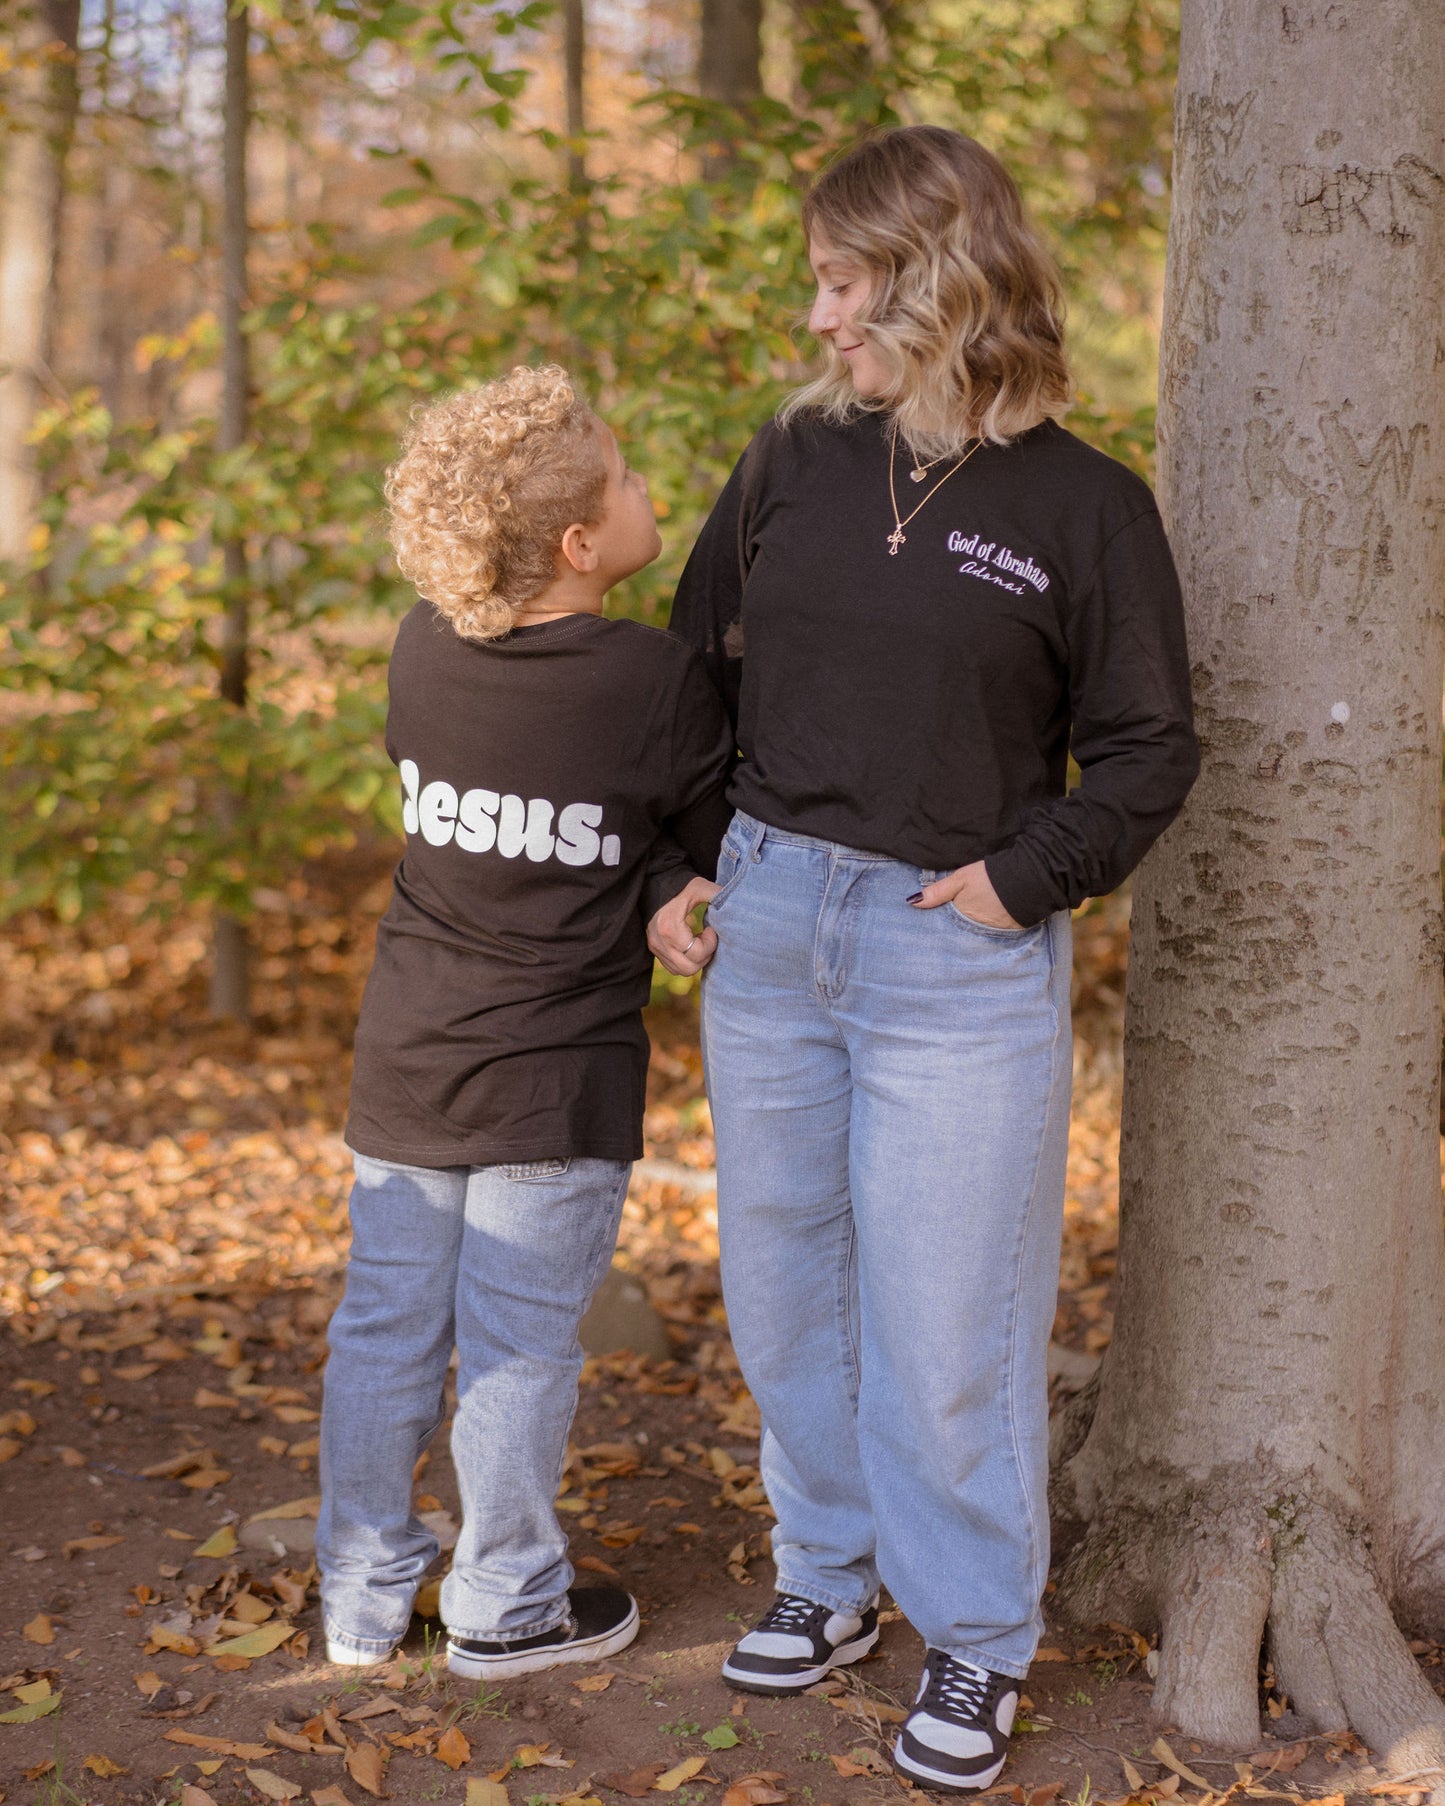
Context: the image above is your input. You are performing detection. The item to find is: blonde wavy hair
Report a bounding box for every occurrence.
[385,365,607,643]
[781,127,1071,456]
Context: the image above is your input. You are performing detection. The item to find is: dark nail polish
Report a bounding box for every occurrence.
[905,891,923,904]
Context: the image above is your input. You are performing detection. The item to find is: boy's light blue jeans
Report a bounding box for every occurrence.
[317,1152,630,1660]
[701,812,1072,1680]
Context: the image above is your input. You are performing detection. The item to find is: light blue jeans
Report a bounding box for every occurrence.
[701,812,1071,1680]
[318,1152,630,1659]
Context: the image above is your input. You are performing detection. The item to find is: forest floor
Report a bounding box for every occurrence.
[0,852,1439,1806]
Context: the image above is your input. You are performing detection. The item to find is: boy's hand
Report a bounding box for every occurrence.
[648,875,721,976]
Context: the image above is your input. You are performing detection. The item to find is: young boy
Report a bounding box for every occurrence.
[318,365,733,1679]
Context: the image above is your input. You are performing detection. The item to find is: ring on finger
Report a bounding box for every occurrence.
[684,935,698,955]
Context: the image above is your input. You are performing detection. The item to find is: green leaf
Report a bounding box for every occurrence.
[0,1692,60,1723]
[701,1725,740,1751]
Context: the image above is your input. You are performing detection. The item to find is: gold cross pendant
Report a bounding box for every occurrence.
[887,526,906,556]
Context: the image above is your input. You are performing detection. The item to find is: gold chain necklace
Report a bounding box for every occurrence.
[886,426,984,556]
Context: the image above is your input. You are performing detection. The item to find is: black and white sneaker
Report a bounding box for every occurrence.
[893,1650,1018,1792]
[446,1585,639,1680]
[721,1593,879,1695]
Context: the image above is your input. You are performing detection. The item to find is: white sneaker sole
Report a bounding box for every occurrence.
[721,1625,879,1696]
[446,1597,640,1680]
[892,1736,1006,1793]
[326,1641,396,1667]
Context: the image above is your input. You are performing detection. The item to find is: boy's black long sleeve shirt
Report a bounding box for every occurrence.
[346,605,734,1169]
[668,412,1199,925]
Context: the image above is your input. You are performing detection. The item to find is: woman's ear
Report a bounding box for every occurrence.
[559,521,600,575]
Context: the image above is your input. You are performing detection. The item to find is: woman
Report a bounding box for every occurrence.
[650,127,1198,1794]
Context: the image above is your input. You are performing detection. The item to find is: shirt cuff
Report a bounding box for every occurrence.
[982,844,1062,929]
[641,861,697,926]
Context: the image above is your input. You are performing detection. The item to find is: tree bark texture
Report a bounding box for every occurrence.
[210,0,252,1023]
[0,1,80,563]
[562,0,586,194]
[1052,0,1445,1781]
[699,0,761,180]
[700,0,763,105]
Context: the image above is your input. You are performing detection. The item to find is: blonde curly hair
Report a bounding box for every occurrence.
[782,127,1071,455]
[385,365,608,642]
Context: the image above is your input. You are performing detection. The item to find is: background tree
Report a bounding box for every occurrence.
[211,0,252,1021]
[0,1,81,563]
[1051,0,1445,1778]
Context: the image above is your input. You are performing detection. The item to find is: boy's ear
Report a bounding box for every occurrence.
[559,521,599,575]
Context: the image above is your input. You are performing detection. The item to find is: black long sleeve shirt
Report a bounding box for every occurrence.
[346,604,733,1168]
[668,412,1199,925]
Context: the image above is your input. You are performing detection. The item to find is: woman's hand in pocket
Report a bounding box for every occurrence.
[648,875,721,975]
[907,860,1023,930]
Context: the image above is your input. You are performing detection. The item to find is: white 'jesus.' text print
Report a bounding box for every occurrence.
[399,759,621,866]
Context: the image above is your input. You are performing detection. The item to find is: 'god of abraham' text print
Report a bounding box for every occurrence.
[399,760,622,867]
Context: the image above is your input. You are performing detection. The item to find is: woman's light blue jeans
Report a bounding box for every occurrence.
[317,1152,630,1660]
[701,812,1072,1680]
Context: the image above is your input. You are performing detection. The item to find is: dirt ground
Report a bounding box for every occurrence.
[1,856,1438,1806]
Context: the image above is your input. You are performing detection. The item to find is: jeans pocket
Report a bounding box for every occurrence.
[500,1158,571,1181]
[946,899,1039,940]
[707,824,756,915]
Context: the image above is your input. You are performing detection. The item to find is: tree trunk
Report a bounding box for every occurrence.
[1051,0,1445,1781]
[562,0,586,195]
[699,0,761,179]
[699,0,763,106]
[209,0,252,1023]
[0,1,80,563]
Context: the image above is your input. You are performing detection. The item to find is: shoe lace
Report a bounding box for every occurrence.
[759,1595,820,1634]
[922,1653,992,1722]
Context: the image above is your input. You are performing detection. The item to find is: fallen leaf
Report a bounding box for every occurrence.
[82,1755,128,1778]
[467,1784,510,1806]
[0,1440,22,1463]
[247,1770,303,1802]
[246,1495,321,1523]
[831,1748,888,1779]
[599,1524,648,1549]
[269,1722,332,1755]
[206,1620,296,1660]
[829,1757,872,1778]
[179,1789,218,1806]
[147,1624,201,1657]
[345,1741,388,1796]
[576,1555,620,1578]
[1120,1757,1145,1792]
[0,1693,60,1723]
[62,1534,124,1557]
[0,1411,37,1437]
[1026,1787,1063,1806]
[1032,1647,1070,1662]
[181,1467,231,1489]
[1151,1739,1211,1792]
[311,1789,355,1806]
[720,1775,788,1806]
[654,1757,709,1793]
[194,1525,238,1559]
[57,1447,85,1468]
[599,1764,668,1797]
[702,1725,740,1751]
[134,1671,165,1699]
[164,1528,198,1542]
[437,1725,472,1769]
[229,1592,275,1624]
[573,1673,614,1694]
[21,1615,54,1646]
[512,1744,574,1771]
[12,1379,55,1397]
[414,1578,441,1618]
[341,1699,398,1723]
[115,1362,160,1381]
[827,1693,908,1725]
[194,1388,238,1409]
[163,1731,273,1758]
[14,1680,51,1703]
